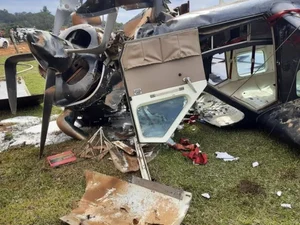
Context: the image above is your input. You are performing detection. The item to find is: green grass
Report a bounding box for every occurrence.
[1,56,300,225]
[0,125,299,225]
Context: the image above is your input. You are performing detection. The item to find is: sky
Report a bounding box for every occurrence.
[1,0,236,23]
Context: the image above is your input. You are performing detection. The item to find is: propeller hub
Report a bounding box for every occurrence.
[27,30,75,73]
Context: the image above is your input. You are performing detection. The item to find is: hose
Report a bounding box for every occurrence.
[0,62,34,78]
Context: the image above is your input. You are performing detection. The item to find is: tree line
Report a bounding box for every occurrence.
[0,6,124,37]
[0,7,55,37]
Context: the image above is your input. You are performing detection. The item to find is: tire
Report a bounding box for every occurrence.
[2,41,8,49]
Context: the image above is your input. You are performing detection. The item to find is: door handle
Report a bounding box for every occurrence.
[183,77,197,93]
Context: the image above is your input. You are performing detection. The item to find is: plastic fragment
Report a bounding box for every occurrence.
[201,193,210,199]
[277,191,282,197]
[252,162,259,167]
[281,204,292,209]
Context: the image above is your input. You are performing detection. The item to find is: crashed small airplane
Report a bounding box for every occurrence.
[4,0,300,157]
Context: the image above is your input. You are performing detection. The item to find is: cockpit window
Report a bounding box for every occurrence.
[237,49,266,77]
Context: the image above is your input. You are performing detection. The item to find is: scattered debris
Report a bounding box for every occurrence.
[215,152,239,161]
[276,191,282,197]
[183,115,199,125]
[47,150,77,168]
[252,162,260,168]
[201,193,211,199]
[61,170,192,225]
[281,204,292,209]
[78,127,110,160]
[0,116,73,152]
[112,141,135,155]
[78,127,159,175]
[134,137,152,180]
[194,92,245,127]
[168,138,208,165]
[109,145,140,173]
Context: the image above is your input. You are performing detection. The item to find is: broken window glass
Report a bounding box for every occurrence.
[209,53,228,85]
[137,96,187,138]
[237,49,266,77]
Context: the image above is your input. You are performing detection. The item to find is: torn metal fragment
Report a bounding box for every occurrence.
[112,141,135,155]
[60,170,192,225]
[195,92,244,127]
[109,146,140,173]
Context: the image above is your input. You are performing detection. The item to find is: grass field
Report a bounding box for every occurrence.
[0,56,300,225]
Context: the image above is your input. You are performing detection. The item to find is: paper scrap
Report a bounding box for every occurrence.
[215,152,239,161]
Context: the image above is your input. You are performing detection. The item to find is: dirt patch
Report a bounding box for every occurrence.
[0,42,30,56]
[238,179,265,195]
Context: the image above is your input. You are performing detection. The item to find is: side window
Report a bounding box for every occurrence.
[236,49,266,77]
[297,71,300,97]
[209,53,228,85]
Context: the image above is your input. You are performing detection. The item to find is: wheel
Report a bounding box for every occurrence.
[2,41,8,49]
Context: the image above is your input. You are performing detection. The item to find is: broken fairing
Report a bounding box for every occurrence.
[60,170,192,225]
[195,92,244,127]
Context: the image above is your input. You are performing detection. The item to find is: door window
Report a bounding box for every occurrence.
[137,96,187,138]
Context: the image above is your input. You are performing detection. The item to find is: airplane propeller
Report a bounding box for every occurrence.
[39,68,56,158]
[4,53,35,114]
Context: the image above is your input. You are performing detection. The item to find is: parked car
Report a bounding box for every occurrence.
[0,37,9,48]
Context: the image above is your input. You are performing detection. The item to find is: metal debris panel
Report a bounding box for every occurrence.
[0,78,30,100]
[61,170,192,225]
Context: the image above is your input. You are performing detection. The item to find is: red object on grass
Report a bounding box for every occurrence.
[179,138,190,145]
[170,139,208,165]
[182,147,208,165]
[47,150,77,168]
[183,115,199,124]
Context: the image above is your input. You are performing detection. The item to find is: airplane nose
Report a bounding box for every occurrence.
[26,31,39,43]
[26,31,46,47]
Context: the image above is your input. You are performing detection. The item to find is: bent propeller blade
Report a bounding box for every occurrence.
[4,53,35,114]
[39,68,56,158]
